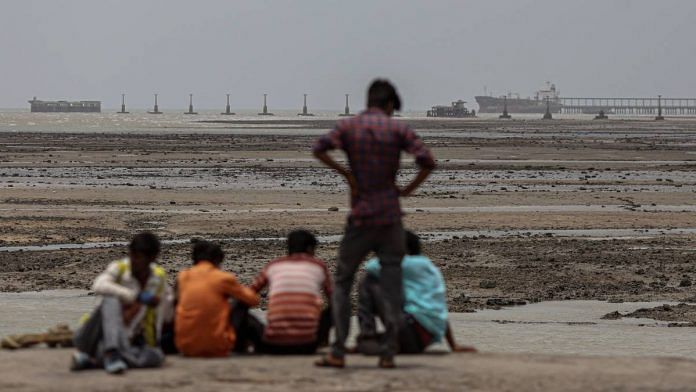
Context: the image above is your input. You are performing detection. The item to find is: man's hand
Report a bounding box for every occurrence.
[399,167,432,197]
[346,172,359,198]
[122,303,142,325]
[315,151,358,198]
[137,291,160,307]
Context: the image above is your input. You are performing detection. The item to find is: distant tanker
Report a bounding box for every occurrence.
[475,82,562,114]
[29,97,101,113]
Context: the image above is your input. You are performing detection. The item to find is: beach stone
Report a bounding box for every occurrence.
[479,280,497,289]
[328,206,339,212]
[601,311,623,320]
[680,278,692,287]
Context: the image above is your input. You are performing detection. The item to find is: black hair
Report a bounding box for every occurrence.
[367,79,402,111]
[287,230,318,255]
[192,240,225,265]
[129,231,161,259]
[405,230,421,256]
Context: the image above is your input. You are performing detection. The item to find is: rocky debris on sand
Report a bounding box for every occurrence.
[328,206,339,212]
[486,298,527,308]
[601,303,696,325]
[479,280,497,289]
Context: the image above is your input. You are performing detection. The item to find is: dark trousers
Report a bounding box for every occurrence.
[331,222,405,359]
[358,274,426,354]
[232,303,332,355]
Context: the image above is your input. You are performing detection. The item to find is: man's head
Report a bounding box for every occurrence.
[367,79,402,115]
[129,232,161,276]
[192,240,225,266]
[287,230,318,256]
[405,230,421,256]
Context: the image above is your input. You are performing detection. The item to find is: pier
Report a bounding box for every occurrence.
[559,96,696,115]
[117,94,128,114]
[148,94,162,114]
[184,94,198,115]
[258,94,273,116]
[298,94,314,116]
[221,94,235,115]
[339,94,352,116]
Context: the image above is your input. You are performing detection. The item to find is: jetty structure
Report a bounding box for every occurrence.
[117,94,129,114]
[427,100,475,118]
[221,94,235,115]
[542,97,553,120]
[258,94,273,116]
[499,96,511,119]
[298,94,314,116]
[148,94,162,114]
[28,97,101,113]
[184,94,198,115]
[655,95,665,120]
[339,94,353,116]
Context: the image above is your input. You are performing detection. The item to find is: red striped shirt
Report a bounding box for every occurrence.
[251,253,332,345]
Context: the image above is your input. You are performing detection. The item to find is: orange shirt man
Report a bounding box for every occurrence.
[175,241,259,357]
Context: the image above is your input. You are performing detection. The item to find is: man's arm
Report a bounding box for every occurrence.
[400,127,436,197]
[313,151,358,198]
[445,322,477,353]
[400,167,432,197]
[92,262,138,303]
[221,273,260,307]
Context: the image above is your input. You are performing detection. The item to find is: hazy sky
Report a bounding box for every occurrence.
[1,0,695,110]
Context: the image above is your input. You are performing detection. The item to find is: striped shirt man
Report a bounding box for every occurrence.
[251,253,332,345]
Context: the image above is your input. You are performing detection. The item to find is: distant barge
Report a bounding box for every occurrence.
[28,97,101,113]
[427,100,476,118]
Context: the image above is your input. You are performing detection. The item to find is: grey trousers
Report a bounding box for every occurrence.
[331,222,405,359]
[73,296,164,368]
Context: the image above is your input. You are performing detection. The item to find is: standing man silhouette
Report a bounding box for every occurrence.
[313,79,435,368]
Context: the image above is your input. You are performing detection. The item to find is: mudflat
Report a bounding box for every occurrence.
[2,117,696,314]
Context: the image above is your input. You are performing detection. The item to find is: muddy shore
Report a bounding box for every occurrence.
[1,117,696,314]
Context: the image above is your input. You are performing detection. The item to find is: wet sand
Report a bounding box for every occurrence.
[3,349,696,392]
[2,117,696,313]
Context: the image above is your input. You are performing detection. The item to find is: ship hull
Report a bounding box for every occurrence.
[475,96,562,114]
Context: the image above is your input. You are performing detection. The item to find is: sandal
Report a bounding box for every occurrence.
[378,357,396,369]
[314,355,345,368]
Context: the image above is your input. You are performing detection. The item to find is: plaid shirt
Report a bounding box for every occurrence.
[313,108,435,226]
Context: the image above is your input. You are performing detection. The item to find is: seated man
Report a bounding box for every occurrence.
[243,230,333,354]
[175,240,259,357]
[71,232,173,374]
[357,231,476,354]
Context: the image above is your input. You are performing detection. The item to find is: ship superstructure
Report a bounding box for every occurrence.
[28,97,101,113]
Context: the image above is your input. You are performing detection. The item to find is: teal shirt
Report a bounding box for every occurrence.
[365,255,448,342]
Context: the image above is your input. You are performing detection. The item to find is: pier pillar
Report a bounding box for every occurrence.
[258,94,274,116]
[221,94,235,115]
[499,96,511,119]
[298,94,314,116]
[655,95,665,120]
[117,94,129,114]
[339,94,353,116]
[542,97,553,120]
[148,94,162,114]
[184,94,198,115]
[594,110,608,120]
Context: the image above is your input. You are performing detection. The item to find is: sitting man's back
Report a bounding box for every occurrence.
[249,230,332,353]
[175,241,259,357]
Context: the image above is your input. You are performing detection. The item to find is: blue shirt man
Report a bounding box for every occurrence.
[358,231,476,353]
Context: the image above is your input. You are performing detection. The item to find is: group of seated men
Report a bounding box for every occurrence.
[70,230,474,374]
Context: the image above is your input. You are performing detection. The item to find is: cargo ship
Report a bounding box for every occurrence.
[28,97,101,113]
[426,100,476,118]
[475,82,562,114]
